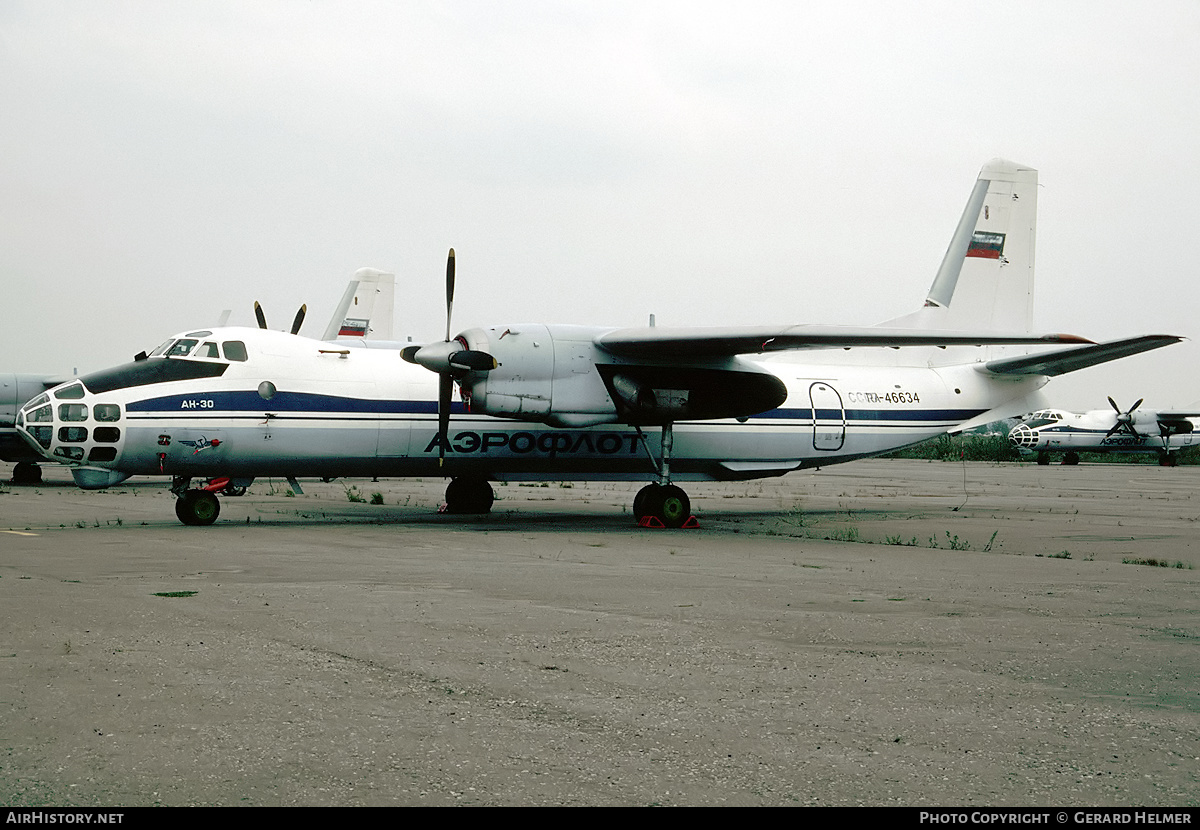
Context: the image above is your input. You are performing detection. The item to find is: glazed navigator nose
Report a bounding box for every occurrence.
[1008,423,1037,449]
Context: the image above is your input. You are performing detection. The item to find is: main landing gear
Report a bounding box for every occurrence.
[633,482,691,528]
[443,475,495,514]
[632,422,696,529]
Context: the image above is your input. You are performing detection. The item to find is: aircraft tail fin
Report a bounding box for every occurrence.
[884,159,1038,333]
[321,268,396,341]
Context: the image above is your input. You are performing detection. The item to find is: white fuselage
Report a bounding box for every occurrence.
[17,326,1044,488]
[1008,409,1196,454]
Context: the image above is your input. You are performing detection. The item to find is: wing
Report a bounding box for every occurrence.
[1157,410,1200,420]
[594,325,1092,360]
[979,335,1183,377]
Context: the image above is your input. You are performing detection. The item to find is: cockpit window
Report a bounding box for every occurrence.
[186,330,213,337]
[150,339,175,357]
[222,341,248,362]
[197,341,220,359]
[166,339,199,357]
[53,383,85,400]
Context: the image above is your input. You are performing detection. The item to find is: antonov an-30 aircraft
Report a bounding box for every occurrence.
[14,160,1182,527]
[1008,398,1200,466]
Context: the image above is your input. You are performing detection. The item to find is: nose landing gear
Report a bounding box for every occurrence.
[175,488,221,526]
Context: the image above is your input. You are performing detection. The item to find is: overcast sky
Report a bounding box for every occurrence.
[3,1,1198,411]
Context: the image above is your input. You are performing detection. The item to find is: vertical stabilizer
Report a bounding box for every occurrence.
[321,268,396,341]
[885,159,1037,333]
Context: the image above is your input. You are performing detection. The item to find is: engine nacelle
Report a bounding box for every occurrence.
[455,324,610,426]
[454,324,788,427]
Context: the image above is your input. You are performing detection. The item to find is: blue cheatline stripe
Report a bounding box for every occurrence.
[755,407,988,422]
[124,390,986,424]
[126,391,466,415]
[1044,426,1117,435]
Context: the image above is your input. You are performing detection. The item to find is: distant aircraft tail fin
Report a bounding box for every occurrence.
[883,159,1037,333]
[321,268,396,341]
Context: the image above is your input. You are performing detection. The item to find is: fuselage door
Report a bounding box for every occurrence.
[810,382,845,451]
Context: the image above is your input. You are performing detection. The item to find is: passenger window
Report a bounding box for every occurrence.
[54,383,85,400]
[58,426,88,443]
[94,404,121,421]
[94,427,121,443]
[222,341,248,362]
[58,403,89,421]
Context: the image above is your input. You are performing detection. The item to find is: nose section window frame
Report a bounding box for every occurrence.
[94,403,121,421]
[53,383,85,400]
[58,426,88,443]
[58,403,89,422]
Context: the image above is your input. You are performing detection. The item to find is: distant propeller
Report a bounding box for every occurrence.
[1105,396,1145,438]
[253,301,308,335]
[399,248,499,467]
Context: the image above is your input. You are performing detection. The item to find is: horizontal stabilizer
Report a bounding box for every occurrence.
[979,335,1183,377]
[595,325,1091,360]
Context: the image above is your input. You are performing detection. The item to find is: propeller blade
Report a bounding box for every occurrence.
[290,304,307,336]
[1129,398,1144,414]
[1108,396,1120,413]
[438,373,453,467]
[445,248,456,342]
[254,302,268,330]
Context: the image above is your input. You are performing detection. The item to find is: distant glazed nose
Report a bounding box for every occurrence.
[1008,423,1036,448]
